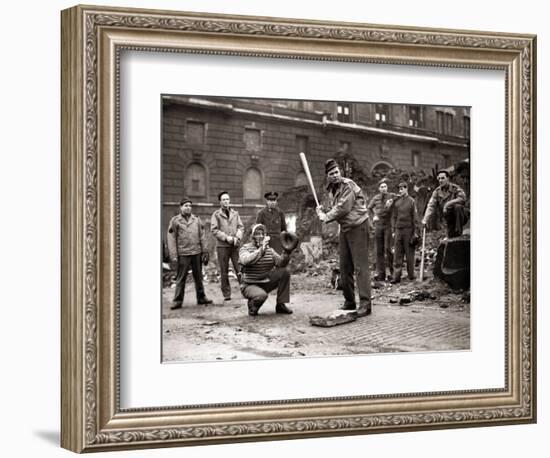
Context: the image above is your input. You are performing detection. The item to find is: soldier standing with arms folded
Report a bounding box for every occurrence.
[211,191,244,302]
[255,191,287,254]
[316,159,372,317]
[167,197,213,309]
[390,182,420,284]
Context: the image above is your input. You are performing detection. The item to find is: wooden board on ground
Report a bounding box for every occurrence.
[309,309,357,327]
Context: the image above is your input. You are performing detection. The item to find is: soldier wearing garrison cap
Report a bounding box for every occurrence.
[167,197,213,309]
[316,158,372,317]
[255,191,287,254]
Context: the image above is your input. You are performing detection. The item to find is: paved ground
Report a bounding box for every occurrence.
[162,272,470,362]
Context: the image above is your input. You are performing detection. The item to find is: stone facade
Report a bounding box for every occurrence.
[162,96,470,233]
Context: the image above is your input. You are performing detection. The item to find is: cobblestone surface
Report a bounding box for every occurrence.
[162,273,470,362]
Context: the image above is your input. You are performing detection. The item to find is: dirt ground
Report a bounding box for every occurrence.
[162,270,470,362]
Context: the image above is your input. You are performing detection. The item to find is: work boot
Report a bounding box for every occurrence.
[356,303,372,317]
[248,299,262,316]
[339,302,356,311]
[170,303,182,310]
[276,303,293,314]
[198,297,213,305]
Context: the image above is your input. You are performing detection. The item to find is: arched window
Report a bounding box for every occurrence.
[185,163,207,198]
[371,161,393,177]
[295,171,308,187]
[243,167,262,201]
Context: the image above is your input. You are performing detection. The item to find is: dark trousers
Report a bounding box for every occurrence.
[340,220,371,307]
[444,203,469,238]
[375,224,394,278]
[172,254,206,305]
[240,268,290,308]
[216,246,240,299]
[393,227,416,280]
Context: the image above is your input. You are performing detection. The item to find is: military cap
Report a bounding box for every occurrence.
[324,158,339,174]
[179,197,192,206]
[264,191,279,200]
[217,191,229,201]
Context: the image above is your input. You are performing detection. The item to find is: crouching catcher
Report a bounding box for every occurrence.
[238,224,299,316]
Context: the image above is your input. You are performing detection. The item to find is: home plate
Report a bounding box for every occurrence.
[309,310,357,327]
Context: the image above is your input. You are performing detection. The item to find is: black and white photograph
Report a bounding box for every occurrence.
[161,95,471,362]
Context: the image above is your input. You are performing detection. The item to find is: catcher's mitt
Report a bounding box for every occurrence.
[280,231,299,253]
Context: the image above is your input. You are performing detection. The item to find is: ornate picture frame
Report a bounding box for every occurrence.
[61,4,536,453]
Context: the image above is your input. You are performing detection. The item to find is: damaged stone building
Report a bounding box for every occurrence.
[162,95,470,236]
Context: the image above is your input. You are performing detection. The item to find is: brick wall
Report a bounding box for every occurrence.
[162,98,469,235]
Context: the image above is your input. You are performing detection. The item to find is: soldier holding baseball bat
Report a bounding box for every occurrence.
[300,155,372,317]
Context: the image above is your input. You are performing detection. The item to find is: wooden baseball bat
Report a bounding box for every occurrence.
[299,152,320,207]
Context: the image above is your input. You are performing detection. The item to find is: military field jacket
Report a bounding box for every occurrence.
[325,177,369,232]
[167,213,206,259]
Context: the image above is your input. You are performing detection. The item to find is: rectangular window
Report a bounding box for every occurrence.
[444,113,454,135]
[436,111,444,133]
[244,128,262,151]
[412,150,421,168]
[442,154,450,168]
[186,121,205,144]
[463,115,470,138]
[336,102,352,123]
[375,104,389,124]
[408,105,422,127]
[296,135,309,154]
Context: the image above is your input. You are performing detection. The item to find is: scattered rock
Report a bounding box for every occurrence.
[399,297,412,305]
[309,310,357,327]
[203,321,220,326]
[389,298,398,304]
[439,304,449,309]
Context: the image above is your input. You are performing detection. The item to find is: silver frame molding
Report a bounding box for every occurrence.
[61,4,536,453]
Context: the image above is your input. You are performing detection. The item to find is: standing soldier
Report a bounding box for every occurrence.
[167,197,213,309]
[255,191,287,254]
[367,179,397,281]
[390,182,420,284]
[211,191,244,302]
[316,159,372,317]
[422,170,468,238]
